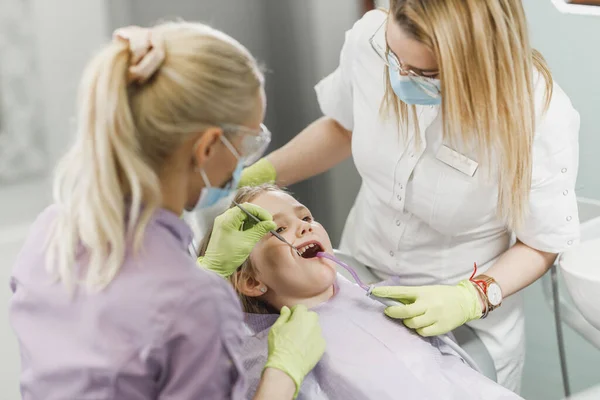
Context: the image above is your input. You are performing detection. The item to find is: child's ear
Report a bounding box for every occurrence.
[236,270,268,298]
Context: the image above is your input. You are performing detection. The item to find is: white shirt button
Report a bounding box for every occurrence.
[399,184,404,189]
[566,216,572,221]
[567,240,573,245]
[563,190,569,196]
[389,251,394,257]
[396,219,401,226]
[561,168,567,173]
[397,195,402,201]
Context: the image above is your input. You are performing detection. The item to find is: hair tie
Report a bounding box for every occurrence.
[113,25,166,84]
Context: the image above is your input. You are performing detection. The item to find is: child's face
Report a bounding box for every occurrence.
[248,191,337,302]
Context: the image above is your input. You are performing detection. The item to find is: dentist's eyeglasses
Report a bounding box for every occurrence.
[369,20,441,99]
[221,123,271,166]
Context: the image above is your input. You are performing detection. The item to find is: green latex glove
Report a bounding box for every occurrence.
[197,203,276,278]
[238,157,277,188]
[264,305,326,398]
[371,280,483,337]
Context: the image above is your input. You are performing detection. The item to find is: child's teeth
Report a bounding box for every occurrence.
[297,243,321,256]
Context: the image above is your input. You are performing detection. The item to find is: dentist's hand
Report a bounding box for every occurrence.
[265,305,326,398]
[238,158,277,188]
[371,280,483,337]
[197,203,276,278]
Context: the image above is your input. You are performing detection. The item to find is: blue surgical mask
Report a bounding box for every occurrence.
[194,136,244,210]
[388,63,441,106]
[195,162,243,210]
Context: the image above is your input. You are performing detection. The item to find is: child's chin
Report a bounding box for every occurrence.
[318,267,337,286]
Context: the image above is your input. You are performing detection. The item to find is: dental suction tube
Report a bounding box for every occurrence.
[317,252,485,375]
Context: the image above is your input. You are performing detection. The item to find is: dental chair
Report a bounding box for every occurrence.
[332,249,498,383]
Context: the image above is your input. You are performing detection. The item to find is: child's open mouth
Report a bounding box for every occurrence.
[297,241,324,259]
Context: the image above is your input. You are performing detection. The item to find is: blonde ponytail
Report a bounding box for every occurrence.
[47,22,264,291]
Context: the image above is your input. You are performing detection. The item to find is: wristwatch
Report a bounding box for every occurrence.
[471,275,503,317]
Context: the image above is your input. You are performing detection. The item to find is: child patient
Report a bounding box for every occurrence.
[200,184,521,400]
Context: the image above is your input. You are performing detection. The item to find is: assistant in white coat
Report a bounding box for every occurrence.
[239,0,580,393]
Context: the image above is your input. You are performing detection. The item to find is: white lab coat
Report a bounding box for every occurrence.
[315,10,580,393]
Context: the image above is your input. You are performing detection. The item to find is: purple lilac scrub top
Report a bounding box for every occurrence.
[9,205,247,400]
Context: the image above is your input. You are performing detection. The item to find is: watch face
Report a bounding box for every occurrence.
[487,283,503,306]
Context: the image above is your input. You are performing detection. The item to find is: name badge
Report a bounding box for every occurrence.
[435,145,479,177]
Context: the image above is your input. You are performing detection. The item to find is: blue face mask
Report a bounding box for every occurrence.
[194,136,244,210]
[195,161,243,210]
[388,62,442,106]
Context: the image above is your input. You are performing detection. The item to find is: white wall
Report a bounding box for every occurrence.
[0,0,110,225]
[124,0,271,60]
[0,1,110,398]
[524,1,600,200]
[32,0,110,170]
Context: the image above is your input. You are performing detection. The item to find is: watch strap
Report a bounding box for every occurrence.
[471,274,502,312]
[470,281,489,319]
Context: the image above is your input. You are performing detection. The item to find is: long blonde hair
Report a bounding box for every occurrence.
[47,22,264,291]
[383,0,553,228]
[198,184,286,314]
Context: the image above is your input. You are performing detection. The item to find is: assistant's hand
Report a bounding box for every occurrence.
[264,305,326,398]
[197,203,276,278]
[371,280,483,337]
[238,158,277,188]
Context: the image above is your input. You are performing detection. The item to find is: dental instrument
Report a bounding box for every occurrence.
[233,201,302,256]
[316,251,485,375]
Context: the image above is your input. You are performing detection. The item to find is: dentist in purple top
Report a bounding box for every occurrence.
[8,24,324,400]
